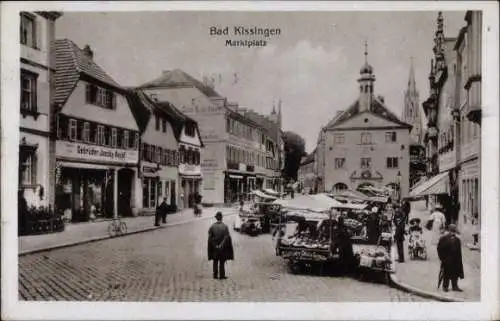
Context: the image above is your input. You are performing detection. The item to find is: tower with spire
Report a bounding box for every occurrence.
[358,41,376,112]
[403,57,423,145]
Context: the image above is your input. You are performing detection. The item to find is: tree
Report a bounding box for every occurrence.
[282,131,307,182]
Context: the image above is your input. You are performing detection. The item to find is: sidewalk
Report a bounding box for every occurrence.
[19,206,237,256]
[391,203,481,302]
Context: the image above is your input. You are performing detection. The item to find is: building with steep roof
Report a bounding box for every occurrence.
[138,70,282,204]
[126,90,181,213]
[52,39,140,222]
[319,43,412,199]
[19,12,62,211]
[298,149,317,194]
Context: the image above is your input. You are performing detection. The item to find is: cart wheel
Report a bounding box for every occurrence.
[119,222,127,235]
[108,222,117,237]
[421,248,427,260]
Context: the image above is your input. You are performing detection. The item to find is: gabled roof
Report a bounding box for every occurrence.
[53,39,122,109]
[241,109,281,142]
[325,97,411,129]
[138,69,222,98]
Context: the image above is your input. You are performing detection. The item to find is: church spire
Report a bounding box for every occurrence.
[408,57,417,93]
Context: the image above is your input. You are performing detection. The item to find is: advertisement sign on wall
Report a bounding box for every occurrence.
[56,141,138,164]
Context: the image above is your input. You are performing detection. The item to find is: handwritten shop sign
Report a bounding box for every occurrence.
[56,141,138,164]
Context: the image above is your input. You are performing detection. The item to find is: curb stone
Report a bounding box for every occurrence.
[389,245,465,302]
[389,273,465,302]
[19,212,236,257]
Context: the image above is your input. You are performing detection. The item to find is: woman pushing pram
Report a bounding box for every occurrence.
[408,218,427,260]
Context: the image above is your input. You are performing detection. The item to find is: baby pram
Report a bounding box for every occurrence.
[408,218,427,260]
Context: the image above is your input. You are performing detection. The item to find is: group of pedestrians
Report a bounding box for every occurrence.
[395,200,465,293]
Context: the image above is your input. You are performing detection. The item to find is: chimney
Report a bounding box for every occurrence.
[83,45,93,60]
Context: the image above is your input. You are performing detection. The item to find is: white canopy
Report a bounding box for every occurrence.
[263,188,280,197]
[250,190,277,200]
[273,193,361,212]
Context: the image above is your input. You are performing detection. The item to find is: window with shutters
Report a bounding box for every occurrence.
[122,130,129,149]
[85,84,115,109]
[156,147,161,163]
[96,125,105,145]
[387,157,399,169]
[385,131,397,143]
[68,119,77,141]
[20,70,38,113]
[111,128,117,147]
[361,157,371,169]
[83,122,90,142]
[360,132,372,144]
[20,13,37,48]
[134,133,139,149]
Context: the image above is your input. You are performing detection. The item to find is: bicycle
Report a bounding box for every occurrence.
[108,217,127,237]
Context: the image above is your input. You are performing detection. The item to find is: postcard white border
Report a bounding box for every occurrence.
[2,1,499,320]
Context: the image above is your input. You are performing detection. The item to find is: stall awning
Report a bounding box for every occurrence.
[409,171,449,198]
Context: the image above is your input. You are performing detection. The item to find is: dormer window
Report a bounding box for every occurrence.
[86,84,115,109]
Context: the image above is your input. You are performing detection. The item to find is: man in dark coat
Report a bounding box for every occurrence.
[393,208,406,263]
[18,189,28,235]
[401,199,411,225]
[334,217,356,273]
[437,224,464,292]
[208,212,234,279]
[159,198,169,224]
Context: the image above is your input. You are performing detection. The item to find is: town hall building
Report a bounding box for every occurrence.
[318,45,412,199]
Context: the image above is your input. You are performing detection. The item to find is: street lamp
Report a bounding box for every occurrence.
[396,171,402,203]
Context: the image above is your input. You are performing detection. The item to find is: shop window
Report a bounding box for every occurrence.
[68,119,78,141]
[122,130,129,149]
[361,157,371,169]
[387,157,399,169]
[149,179,157,208]
[19,149,36,186]
[83,122,90,142]
[157,180,163,201]
[111,128,117,147]
[20,69,38,113]
[20,13,36,48]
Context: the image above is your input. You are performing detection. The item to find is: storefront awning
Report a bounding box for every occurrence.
[409,171,449,198]
[58,161,116,170]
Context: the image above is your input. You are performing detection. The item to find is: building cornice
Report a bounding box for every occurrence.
[20,127,50,137]
[21,57,54,72]
[327,125,411,132]
[35,11,63,20]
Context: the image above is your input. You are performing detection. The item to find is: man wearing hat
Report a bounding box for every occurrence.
[437,224,464,292]
[208,212,234,279]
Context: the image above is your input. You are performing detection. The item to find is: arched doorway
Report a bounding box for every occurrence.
[332,183,348,193]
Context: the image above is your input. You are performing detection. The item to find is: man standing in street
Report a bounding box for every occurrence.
[393,206,406,263]
[437,224,464,292]
[159,197,169,224]
[208,212,234,279]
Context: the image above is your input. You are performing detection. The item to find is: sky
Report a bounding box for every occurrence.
[56,11,466,153]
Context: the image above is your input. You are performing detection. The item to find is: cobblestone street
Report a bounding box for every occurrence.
[19,216,428,302]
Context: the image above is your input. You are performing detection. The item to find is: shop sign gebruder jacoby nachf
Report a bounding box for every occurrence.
[56,141,138,164]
